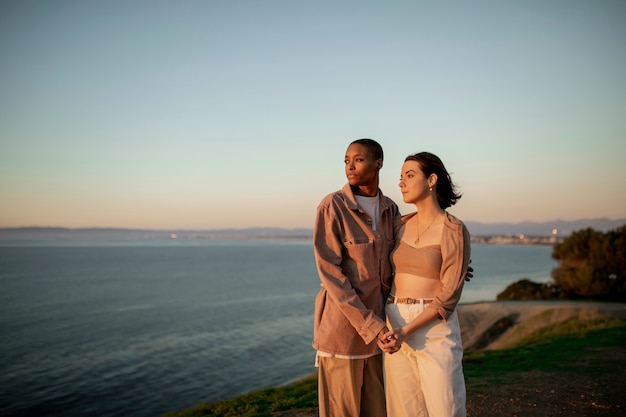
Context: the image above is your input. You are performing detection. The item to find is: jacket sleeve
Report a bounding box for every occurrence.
[379,204,402,300]
[428,220,471,321]
[313,199,385,345]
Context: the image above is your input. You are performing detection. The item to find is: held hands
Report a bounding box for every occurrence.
[377,327,405,354]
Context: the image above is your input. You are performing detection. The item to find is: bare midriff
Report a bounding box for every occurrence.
[391,273,442,300]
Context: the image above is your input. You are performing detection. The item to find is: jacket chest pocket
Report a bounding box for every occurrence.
[343,237,376,266]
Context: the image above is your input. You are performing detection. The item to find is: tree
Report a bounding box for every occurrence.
[551,225,626,301]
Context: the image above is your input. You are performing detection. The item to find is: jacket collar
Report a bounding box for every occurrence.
[341,183,393,212]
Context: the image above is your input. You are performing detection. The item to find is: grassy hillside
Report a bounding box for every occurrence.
[164,316,626,417]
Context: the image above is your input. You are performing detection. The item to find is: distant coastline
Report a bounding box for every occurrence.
[470,234,561,245]
[0,218,624,244]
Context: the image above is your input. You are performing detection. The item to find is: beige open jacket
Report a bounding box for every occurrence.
[395,211,472,321]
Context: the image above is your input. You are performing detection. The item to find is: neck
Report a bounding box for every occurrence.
[353,185,378,197]
[414,199,443,217]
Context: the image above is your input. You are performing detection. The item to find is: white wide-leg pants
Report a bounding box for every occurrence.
[383,302,466,417]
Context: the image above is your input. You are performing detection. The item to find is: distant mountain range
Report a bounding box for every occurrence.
[0,227,313,241]
[0,218,624,241]
[464,218,626,236]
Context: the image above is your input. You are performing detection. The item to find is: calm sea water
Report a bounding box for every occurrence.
[0,240,557,417]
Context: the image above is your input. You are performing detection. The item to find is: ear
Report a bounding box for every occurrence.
[428,173,438,188]
[377,159,383,169]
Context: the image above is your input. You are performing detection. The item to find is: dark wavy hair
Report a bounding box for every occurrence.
[351,138,384,161]
[405,152,462,209]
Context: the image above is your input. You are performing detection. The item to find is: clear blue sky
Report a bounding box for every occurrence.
[1,0,625,229]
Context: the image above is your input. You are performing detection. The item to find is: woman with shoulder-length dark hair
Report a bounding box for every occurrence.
[379,152,471,417]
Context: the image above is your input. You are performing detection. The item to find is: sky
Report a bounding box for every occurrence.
[1,0,625,230]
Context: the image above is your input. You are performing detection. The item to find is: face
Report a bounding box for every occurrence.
[344,143,381,187]
[398,160,431,204]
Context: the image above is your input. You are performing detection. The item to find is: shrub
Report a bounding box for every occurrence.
[551,225,626,301]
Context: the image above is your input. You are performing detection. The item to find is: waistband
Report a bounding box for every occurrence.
[386,295,435,305]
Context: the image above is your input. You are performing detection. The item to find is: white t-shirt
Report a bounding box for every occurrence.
[355,194,380,231]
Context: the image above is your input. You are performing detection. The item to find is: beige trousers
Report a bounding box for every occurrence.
[317,354,387,417]
[383,303,466,417]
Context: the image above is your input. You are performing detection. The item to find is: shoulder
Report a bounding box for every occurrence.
[444,211,465,228]
[318,188,351,211]
[319,190,342,203]
[443,212,470,243]
[397,211,417,226]
[444,212,470,235]
[318,191,345,208]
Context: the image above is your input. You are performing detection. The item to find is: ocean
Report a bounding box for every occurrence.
[0,240,557,417]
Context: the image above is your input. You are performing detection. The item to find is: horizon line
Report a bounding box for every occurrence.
[1,216,625,232]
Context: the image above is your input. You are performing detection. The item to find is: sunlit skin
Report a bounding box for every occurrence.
[378,160,446,352]
[344,143,381,197]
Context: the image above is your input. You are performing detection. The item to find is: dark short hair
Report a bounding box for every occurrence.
[405,152,462,209]
[351,138,384,161]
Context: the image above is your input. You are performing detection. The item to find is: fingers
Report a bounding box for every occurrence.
[378,335,395,348]
[377,327,390,342]
[378,331,402,354]
[378,339,400,354]
[465,264,474,282]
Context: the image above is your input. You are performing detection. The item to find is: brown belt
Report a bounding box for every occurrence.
[386,295,435,305]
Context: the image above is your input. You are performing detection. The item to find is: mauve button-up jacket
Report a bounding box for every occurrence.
[312,183,400,356]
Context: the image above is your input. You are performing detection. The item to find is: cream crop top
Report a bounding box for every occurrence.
[391,240,442,280]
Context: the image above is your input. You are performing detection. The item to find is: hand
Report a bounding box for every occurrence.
[377,336,399,354]
[377,327,399,354]
[377,328,405,354]
[377,326,390,345]
[465,259,474,282]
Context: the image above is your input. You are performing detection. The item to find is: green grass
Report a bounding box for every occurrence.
[163,375,318,417]
[463,317,626,384]
[165,319,626,417]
